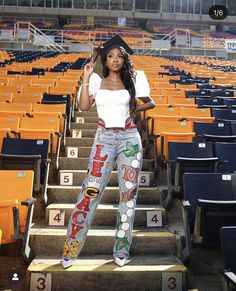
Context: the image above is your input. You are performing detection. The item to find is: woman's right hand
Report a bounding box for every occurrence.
[83,57,95,79]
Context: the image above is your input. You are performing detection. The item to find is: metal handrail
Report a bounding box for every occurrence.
[14,22,65,52]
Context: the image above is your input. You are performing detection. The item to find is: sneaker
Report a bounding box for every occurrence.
[61,258,75,269]
[114,256,127,267]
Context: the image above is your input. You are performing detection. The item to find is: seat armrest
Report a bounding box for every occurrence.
[21,198,36,207]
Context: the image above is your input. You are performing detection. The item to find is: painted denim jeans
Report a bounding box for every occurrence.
[62,126,143,260]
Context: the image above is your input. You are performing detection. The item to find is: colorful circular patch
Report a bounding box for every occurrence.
[126,209,134,217]
[121,222,129,231]
[117,230,125,238]
[121,214,127,222]
[125,181,133,189]
[131,159,139,168]
[126,200,134,208]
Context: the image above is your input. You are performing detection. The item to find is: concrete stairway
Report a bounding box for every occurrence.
[26,105,187,291]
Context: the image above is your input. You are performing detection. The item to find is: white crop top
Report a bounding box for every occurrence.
[78,70,150,128]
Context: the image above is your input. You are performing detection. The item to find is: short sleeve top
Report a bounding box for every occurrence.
[81,70,150,128]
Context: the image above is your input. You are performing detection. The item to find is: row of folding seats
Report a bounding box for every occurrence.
[0,115,62,156]
[163,141,236,281]
[151,95,236,108]
[0,51,84,261]
[167,141,236,199]
[186,89,235,98]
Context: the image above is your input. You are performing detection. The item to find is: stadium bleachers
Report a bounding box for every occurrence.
[0,20,236,289]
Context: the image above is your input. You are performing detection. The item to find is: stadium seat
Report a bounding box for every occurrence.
[0,199,19,245]
[0,92,13,102]
[13,92,43,104]
[194,121,231,139]
[212,108,236,121]
[214,142,236,173]
[195,97,224,108]
[0,128,10,150]
[0,102,32,115]
[0,117,20,133]
[210,90,235,98]
[194,119,236,143]
[185,90,211,98]
[152,118,194,160]
[1,137,50,195]
[181,173,236,261]
[223,98,236,107]
[19,116,62,159]
[230,121,236,135]
[168,96,196,107]
[0,170,36,259]
[32,102,67,136]
[42,93,72,121]
[220,227,236,291]
[166,141,218,205]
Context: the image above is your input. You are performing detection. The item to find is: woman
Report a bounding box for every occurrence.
[62,36,155,268]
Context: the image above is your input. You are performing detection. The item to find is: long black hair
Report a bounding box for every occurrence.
[100,45,137,117]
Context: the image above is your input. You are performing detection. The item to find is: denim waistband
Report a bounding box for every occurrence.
[98,117,137,130]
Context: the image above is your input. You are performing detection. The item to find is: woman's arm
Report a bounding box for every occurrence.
[135,96,155,112]
[79,59,95,111]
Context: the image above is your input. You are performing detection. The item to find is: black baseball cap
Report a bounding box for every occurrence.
[93,34,134,63]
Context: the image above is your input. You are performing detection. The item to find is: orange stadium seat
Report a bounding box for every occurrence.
[0,170,35,258]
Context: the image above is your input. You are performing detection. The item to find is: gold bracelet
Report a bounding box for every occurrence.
[81,83,89,86]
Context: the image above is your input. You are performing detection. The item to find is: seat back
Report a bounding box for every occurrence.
[1,137,49,189]
[194,121,231,137]
[212,108,236,121]
[179,106,211,118]
[42,93,71,117]
[215,142,236,173]
[0,102,32,114]
[0,170,34,233]
[0,117,20,132]
[168,142,216,194]
[223,98,236,106]
[169,141,214,160]
[183,173,236,232]
[195,97,223,107]
[220,226,236,273]
[0,199,18,244]
[20,116,60,132]
[0,128,10,150]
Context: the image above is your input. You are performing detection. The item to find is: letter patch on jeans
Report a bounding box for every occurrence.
[63,239,79,258]
[91,144,108,177]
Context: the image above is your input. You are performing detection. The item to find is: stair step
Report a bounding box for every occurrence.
[65,145,146,158]
[58,170,155,187]
[47,185,161,204]
[65,137,94,147]
[45,203,166,227]
[74,111,98,118]
[65,146,92,157]
[69,129,96,138]
[58,157,149,171]
[29,226,177,256]
[72,117,99,124]
[72,123,98,129]
[26,255,186,291]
